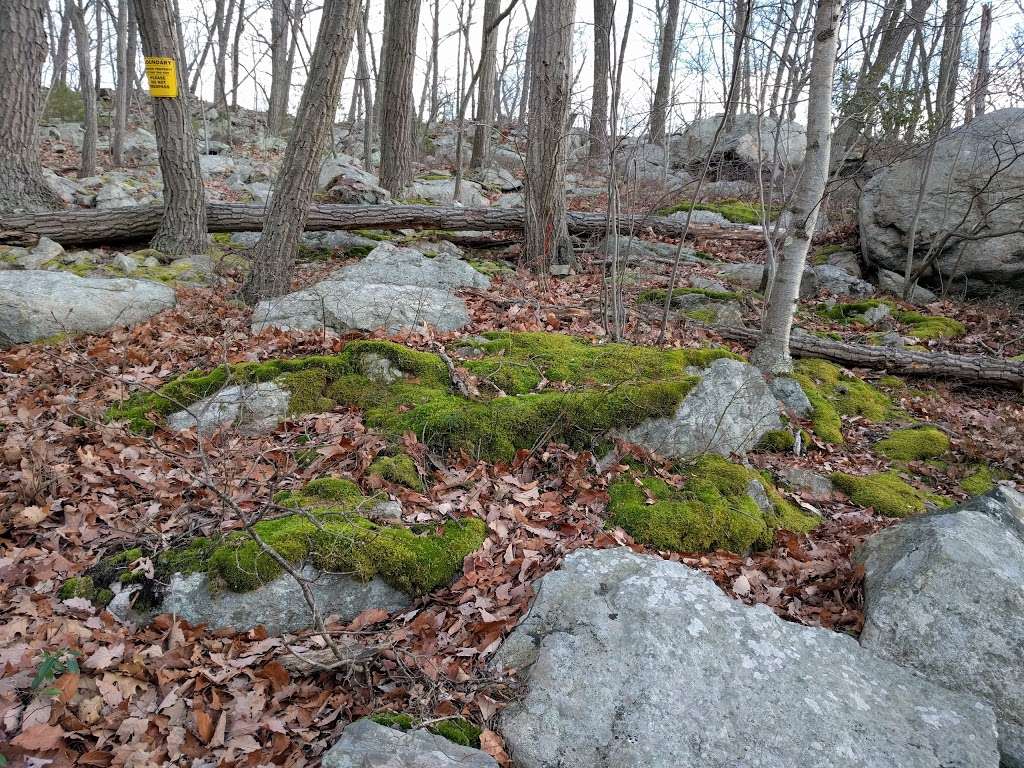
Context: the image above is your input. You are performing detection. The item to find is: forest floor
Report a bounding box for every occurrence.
[2,205,1024,766]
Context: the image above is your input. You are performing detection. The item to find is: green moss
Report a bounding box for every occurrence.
[656,198,780,225]
[467,258,514,277]
[792,359,891,444]
[607,455,818,554]
[878,375,906,390]
[417,172,451,181]
[58,547,151,607]
[818,299,885,323]
[204,478,486,595]
[756,429,795,453]
[1011,354,1024,362]
[812,244,848,264]
[44,83,85,122]
[897,311,965,340]
[107,334,737,461]
[831,471,949,518]
[370,713,482,748]
[960,466,997,496]
[58,576,96,601]
[685,308,717,323]
[351,229,395,241]
[369,454,423,490]
[875,426,949,461]
[637,286,739,305]
[398,195,436,205]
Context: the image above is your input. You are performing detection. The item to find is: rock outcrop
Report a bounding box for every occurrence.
[495,547,999,768]
[680,114,806,172]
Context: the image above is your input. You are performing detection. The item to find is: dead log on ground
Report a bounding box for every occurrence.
[0,203,770,247]
[716,325,1024,389]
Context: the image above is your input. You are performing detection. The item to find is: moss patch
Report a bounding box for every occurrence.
[637,286,739,305]
[370,712,482,748]
[607,456,818,554]
[959,465,1004,496]
[109,333,737,461]
[831,471,949,518]
[791,359,891,444]
[875,426,949,461]
[897,311,966,340]
[656,198,779,225]
[368,453,423,490]
[756,429,795,453]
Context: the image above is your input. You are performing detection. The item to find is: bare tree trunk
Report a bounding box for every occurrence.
[111,0,129,167]
[518,13,535,126]
[470,0,500,169]
[935,0,966,131]
[92,0,103,91]
[126,0,137,98]
[649,0,680,145]
[588,0,611,161]
[267,0,291,134]
[68,0,98,178]
[428,0,440,125]
[377,0,420,195]
[358,0,374,169]
[132,0,207,254]
[971,2,990,119]
[231,0,246,109]
[51,7,71,89]
[241,0,360,304]
[723,0,750,129]
[524,0,575,272]
[753,0,839,372]
[0,0,63,213]
[213,0,236,108]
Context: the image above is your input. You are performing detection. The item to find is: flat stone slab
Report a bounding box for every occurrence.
[166,382,290,435]
[251,243,488,335]
[323,719,498,768]
[859,485,1024,767]
[495,547,999,768]
[0,270,176,347]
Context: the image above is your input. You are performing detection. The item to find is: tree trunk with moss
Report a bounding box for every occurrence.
[0,0,63,214]
[524,0,576,273]
[752,0,839,373]
[241,0,360,304]
[133,0,207,254]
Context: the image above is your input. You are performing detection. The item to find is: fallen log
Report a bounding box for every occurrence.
[0,203,769,247]
[716,325,1024,389]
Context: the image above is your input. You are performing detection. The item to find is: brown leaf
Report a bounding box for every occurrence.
[194,706,215,744]
[480,729,510,767]
[11,722,65,751]
[257,661,290,692]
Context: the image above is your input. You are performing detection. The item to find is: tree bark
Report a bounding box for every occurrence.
[267,0,291,134]
[752,0,839,373]
[972,3,990,119]
[649,0,680,145]
[111,0,130,167]
[524,0,576,272]
[0,203,771,246]
[377,0,420,195]
[231,0,246,109]
[722,0,749,129]
[0,0,63,213]
[470,0,501,169]
[241,0,360,304]
[67,0,98,178]
[935,0,966,131]
[132,0,207,254]
[719,326,1024,389]
[588,0,612,161]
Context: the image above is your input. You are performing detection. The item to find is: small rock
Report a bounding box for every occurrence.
[32,237,64,260]
[323,719,498,768]
[812,264,876,297]
[861,303,891,326]
[111,254,138,273]
[689,275,730,293]
[165,382,291,435]
[826,249,863,276]
[359,352,404,384]
[876,268,938,304]
[770,376,812,417]
[778,467,834,501]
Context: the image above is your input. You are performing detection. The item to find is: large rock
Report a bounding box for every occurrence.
[323,719,497,768]
[166,383,291,435]
[251,242,488,335]
[619,358,783,458]
[812,263,875,297]
[0,271,176,347]
[318,154,390,204]
[860,108,1024,289]
[680,114,806,171]
[495,547,999,768]
[858,485,1024,767]
[406,178,487,207]
[152,566,410,635]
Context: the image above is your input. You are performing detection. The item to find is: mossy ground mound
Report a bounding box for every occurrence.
[831,471,950,518]
[368,453,423,490]
[370,712,482,748]
[637,286,739,305]
[656,198,779,225]
[875,426,950,461]
[108,332,738,461]
[607,456,818,554]
[791,359,892,444]
[819,300,965,340]
[64,478,487,604]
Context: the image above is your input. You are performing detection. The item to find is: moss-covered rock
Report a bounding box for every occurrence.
[607,456,818,554]
[368,453,423,490]
[370,712,482,748]
[755,429,796,453]
[831,471,950,517]
[875,426,950,461]
[790,359,891,444]
[656,198,779,224]
[819,300,965,339]
[637,286,739,305]
[108,333,738,461]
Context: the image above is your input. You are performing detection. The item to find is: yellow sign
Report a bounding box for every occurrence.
[144,57,178,98]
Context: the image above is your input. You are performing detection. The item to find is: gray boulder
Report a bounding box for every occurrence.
[318,154,390,204]
[812,263,876,297]
[94,180,139,209]
[323,719,497,768]
[495,547,999,768]
[0,271,176,347]
[406,178,487,207]
[778,467,834,500]
[858,485,1024,767]
[681,114,806,170]
[154,566,410,635]
[166,382,291,435]
[770,375,813,417]
[860,108,1024,289]
[876,268,939,304]
[469,166,521,192]
[619,358,783,458]
[252,242,488,335]
[716,261,818,298]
